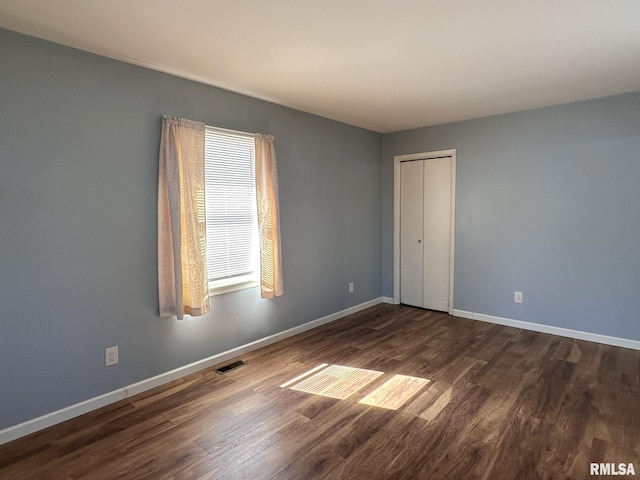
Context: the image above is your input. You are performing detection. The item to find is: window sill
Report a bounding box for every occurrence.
[209,277,259,296]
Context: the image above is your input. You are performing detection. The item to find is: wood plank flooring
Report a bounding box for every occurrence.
[2,304,640,479]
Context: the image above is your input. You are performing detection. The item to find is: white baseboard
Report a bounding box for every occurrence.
[0,297,385,446]
[453,309,640,351]
[382,296,396,304]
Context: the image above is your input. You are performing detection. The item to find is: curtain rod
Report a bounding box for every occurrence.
[208,124,257,137]
[164,115,263,137]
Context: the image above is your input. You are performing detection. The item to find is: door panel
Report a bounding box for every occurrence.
[422,157,451,311]
[399,160,423,307]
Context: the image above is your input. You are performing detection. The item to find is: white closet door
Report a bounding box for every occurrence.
[422,157,451,311]
[399,156,452,312]
[400,160,424,307]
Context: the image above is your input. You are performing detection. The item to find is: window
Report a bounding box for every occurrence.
[204,126,259,294]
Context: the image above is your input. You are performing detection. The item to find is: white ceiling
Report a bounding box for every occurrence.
[1,0,640,133]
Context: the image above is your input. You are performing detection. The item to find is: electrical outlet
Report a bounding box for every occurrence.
[514,291,523,304]
[348,282,354,293]
[105,346,119,366]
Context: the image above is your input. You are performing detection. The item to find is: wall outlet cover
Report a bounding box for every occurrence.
[105,346,119,366]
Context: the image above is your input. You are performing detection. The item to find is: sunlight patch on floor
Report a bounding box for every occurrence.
[279,363,328,388]
[359,374,430,410]
[419,386,452,421]
[285,364,383,400]
[281,364,431,409]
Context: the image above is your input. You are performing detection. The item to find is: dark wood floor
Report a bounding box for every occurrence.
[2,304,639,479]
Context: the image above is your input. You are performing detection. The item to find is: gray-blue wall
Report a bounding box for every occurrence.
[383,92,640,340]
[0,29,382,429]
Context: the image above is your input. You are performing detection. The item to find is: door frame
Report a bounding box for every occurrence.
[393,149,456,314]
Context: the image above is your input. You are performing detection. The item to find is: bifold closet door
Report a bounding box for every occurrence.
[400,157,452,311]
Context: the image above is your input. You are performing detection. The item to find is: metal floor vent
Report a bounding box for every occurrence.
[215,360,246,374]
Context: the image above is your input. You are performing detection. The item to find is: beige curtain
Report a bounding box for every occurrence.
[255,134,284,298]
[158,116,210,319]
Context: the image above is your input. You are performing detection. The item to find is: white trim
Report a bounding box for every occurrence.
[209,278,259,296]
[382,296,396,304]
[453,309,640,351]
[393,149,456,314]
[0,297,385,446]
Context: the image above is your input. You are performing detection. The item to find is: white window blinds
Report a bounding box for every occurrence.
[204,127,259,284]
